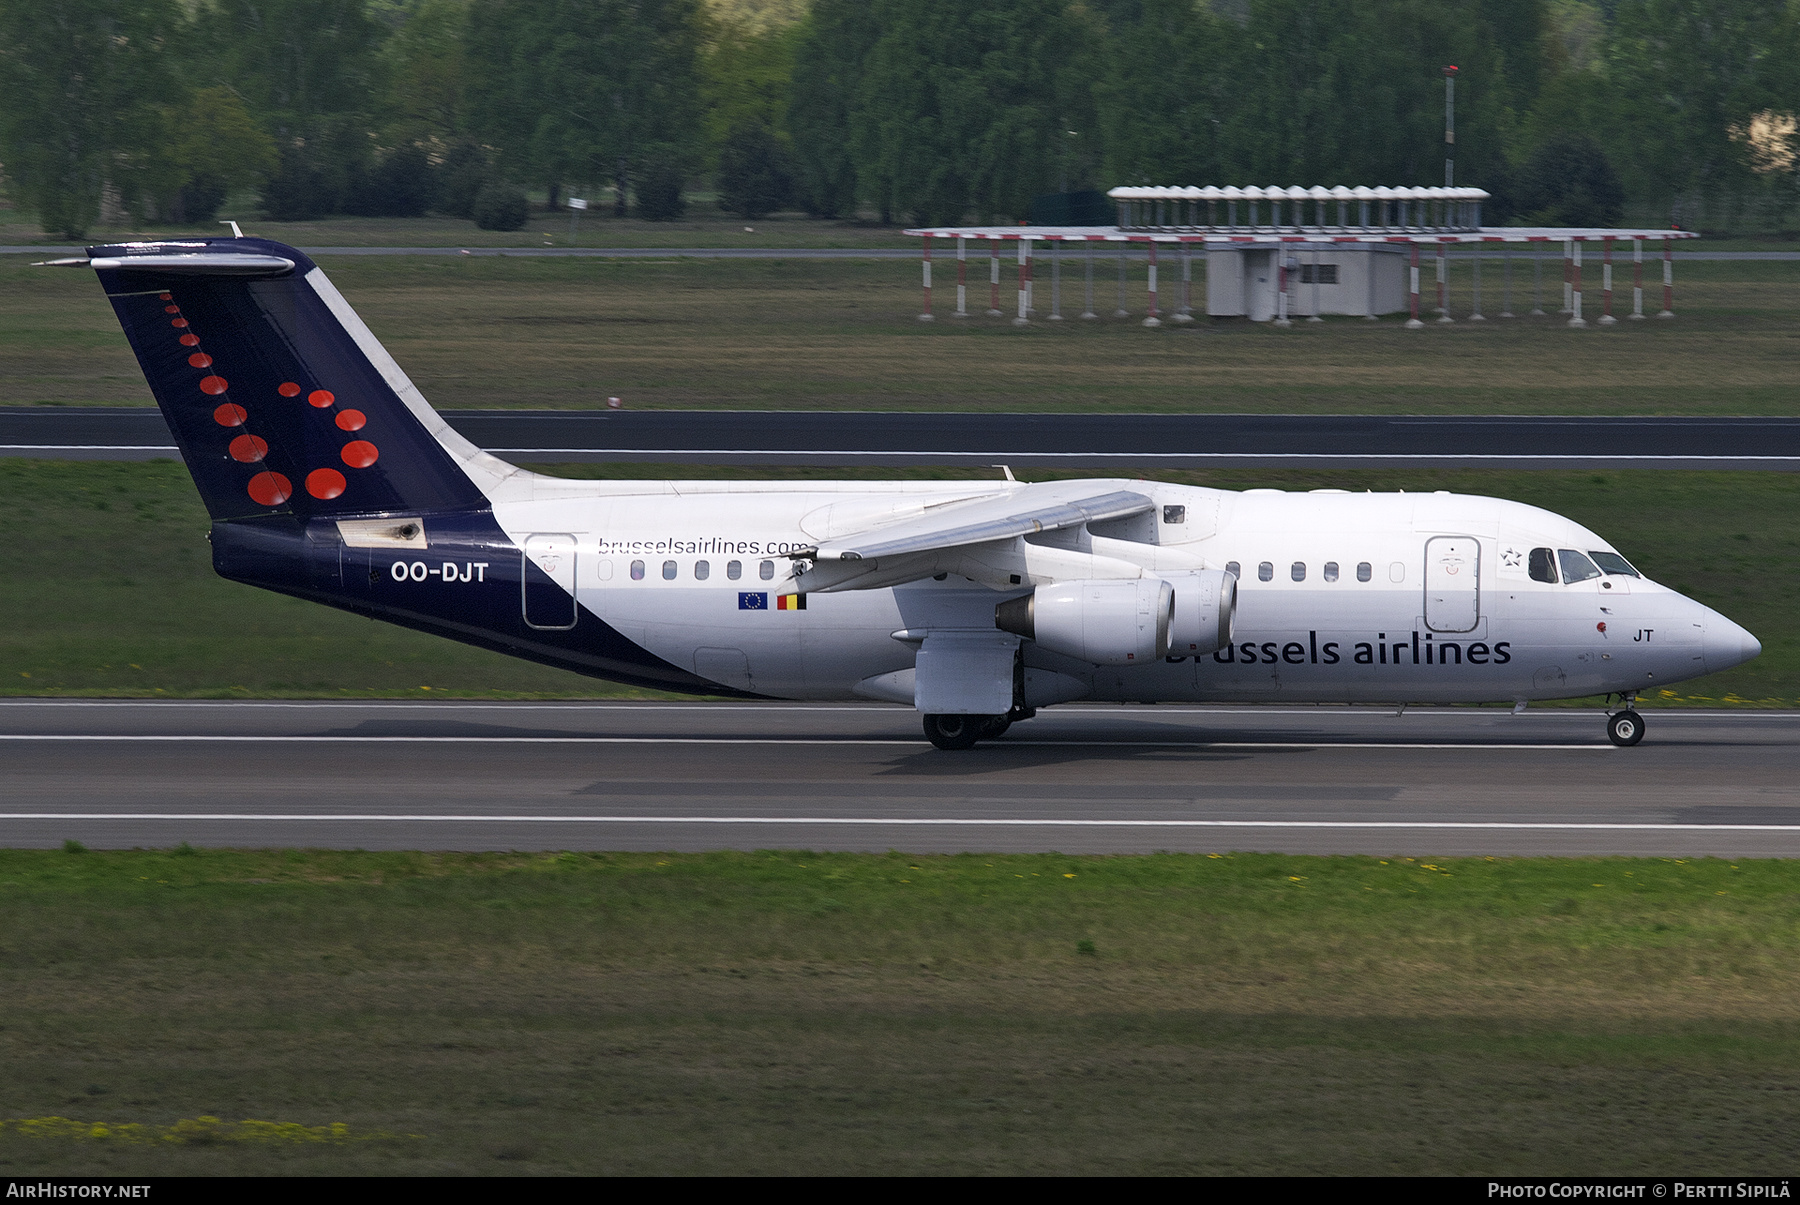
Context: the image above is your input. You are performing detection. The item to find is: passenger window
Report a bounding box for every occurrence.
[1389,561,1405,583]
[630,559,645,581]
[694,560,710,581]
[1225,561,1241,578]
[1558,549,1601,584]
[1356,562,1371,582]
[1291,562,1306,582]
[1589,551,1640,578]
[1323,562,1339,582]
[1163,504,1186,525]
[759,560,775,580]
[595,559,613,581]
[726,560,742,580]
[1528,547,1558,584]
[1257,562,1273,582]
[662,560,677,580]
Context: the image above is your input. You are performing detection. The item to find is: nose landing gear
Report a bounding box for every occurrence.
[1605,693,1645,747]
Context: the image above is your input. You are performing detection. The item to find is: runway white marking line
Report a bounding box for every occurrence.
[0,814,1791,832]
[0,735,1611,750]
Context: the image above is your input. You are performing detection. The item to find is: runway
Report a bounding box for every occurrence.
[8,244,1800,260]
[4,699,1797,856]
[6,408,1799,469]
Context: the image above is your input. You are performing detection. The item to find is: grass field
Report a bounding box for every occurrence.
[1,847,1798,1174]
[0,459,1791,704]
[6,252,1800,414]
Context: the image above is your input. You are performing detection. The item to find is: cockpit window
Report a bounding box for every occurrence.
[1558,549,1602,584]
[1528,547,1558,584]
[1589,551,1640,578]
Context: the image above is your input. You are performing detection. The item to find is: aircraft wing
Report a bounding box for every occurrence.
[790,482,1154,593]
[807,484,1153,561]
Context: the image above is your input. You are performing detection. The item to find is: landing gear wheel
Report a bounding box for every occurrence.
[978,716,1012,740]
[1607,709,1645,747]
[922,714,986,750]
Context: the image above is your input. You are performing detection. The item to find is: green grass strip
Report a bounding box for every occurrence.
[3,848,1800,1174]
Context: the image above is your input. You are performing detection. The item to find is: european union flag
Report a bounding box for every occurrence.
[738,592,768,610]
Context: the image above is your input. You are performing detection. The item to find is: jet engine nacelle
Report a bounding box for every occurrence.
[1164,569,1237,655]
[995,578,1174,665]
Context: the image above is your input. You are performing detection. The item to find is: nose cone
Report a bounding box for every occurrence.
[1701,609,1762,674]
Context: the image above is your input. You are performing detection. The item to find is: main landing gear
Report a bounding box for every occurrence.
[922,710,1031,751]
[1605,693,1645,747]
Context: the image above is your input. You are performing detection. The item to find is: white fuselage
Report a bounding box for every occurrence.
[481,478,1754,706]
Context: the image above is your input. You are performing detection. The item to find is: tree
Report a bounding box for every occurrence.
[0,0,183,238]
[1513,132,1624,225]
[375,0,470,146]
[210,0,383,139]
[1597,0,1800,218]
[464,0,705,214]
[716,120,794,218]
[786,0,876,216]
[143,86,279,223]
[806,0,1106,225]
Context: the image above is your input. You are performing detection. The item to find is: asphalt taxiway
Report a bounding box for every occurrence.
[3,699,1796,857]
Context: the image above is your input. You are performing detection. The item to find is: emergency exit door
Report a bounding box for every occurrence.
[1424,536,1480,632]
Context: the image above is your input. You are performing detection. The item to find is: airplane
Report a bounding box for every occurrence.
[44,236,1760,749]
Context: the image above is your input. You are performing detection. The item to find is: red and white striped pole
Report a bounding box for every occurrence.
[1405,242,1424,328]
[1436,242,1453,323]
[955,236,968,318]
[1143,240,1162,327]
[1569,241,1586,327]
[919,236,933,322]
[1274,244,1291,327]
[1659,239,1675,318]
[1562,239,1573,313]
[1630,238,1645,320]
[1599,236,1616,325]
[987,239,1002,316]
[1014,236,1031,326]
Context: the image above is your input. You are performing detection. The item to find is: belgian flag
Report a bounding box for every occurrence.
[776,593,806,611]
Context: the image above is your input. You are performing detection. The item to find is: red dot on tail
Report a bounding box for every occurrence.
[188,352,213,368]
[278,382,301,398]
[229,434,268,463]
[159,293,172,301]
[306,468,346,500]
[171,318,189,328]
[179,334,199,347]
[199,375,229,395]
[164,305,180,314]
[334,409,366,432]
[212,403,247,428]
[307,389,335,408]
[340,440,379,469]
[247,471,291,507]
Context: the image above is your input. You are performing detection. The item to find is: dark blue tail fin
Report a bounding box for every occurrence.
[88,237,494,520]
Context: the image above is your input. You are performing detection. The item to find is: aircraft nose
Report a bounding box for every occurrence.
[1701,610,1761,673]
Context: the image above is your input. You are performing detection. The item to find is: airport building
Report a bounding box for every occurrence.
[904,184,1697,327]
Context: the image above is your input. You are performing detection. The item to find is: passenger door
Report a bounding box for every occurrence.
[522,533,578,630]
[1424,536,1480,633]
